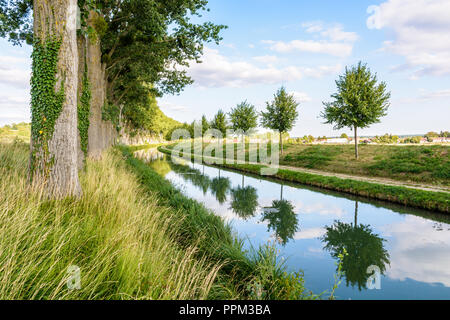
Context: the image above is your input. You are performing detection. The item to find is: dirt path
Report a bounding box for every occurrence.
[159,147,450,194]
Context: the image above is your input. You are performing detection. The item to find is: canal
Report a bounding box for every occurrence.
[136,148,450,300]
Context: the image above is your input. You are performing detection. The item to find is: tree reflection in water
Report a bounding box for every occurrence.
[210,176,231,204]
[261,185,299,245]
[321,201,390,291]
[230,185,259,219]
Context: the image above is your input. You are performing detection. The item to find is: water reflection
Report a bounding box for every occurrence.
[137,148,450,299]
[262,199,299,245]
[210,175,231,204]
[321,201,390,291]
[230,185,259,220]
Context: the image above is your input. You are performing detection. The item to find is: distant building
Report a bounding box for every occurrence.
[432,137,450,143]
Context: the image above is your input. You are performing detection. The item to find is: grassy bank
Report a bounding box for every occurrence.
[0,141,318,300]
[165,142,450,187]
[159,146,449,214]
[0,141,220,299]
[282,144,450,186]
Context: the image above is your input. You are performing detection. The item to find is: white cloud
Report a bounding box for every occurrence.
[187,47,341,88]
[159,101,188,112]
[263,40,353,57]
[381,216,450,287]
[289,91,312,103]
[0,55,31,123]
[252,55,278,64]
[419,89,450,100]
[303,21,359,42]
[294,227,326,240]
[367,0,450,77]
[263,22,358,57]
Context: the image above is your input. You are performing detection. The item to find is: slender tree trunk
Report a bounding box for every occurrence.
[242,174,244,188]
[354,125,359,159]
[280,132,283,155]
[280,184,284,200]
[31,0,81,198]
[354,200,359,227]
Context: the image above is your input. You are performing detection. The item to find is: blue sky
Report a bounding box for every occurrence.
[1,0,449,137]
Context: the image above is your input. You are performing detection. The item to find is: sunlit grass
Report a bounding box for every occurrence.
[0,141,220,299]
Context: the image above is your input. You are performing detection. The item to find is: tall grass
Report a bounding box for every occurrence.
[0,141,220,299]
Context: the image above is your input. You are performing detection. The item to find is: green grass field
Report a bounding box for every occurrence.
[282,144,450,186]
[0,123,30,143]
[166,142,450,187]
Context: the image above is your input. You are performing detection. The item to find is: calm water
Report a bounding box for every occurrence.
[136,148,450,300]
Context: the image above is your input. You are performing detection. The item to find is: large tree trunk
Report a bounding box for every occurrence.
[85,12,117,159]
[354,125,359,159]
[31,0,81,198]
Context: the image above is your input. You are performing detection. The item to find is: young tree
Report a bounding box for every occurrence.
[260,87,299,155]
[229,100,258,139]
[210,109,229,137]
[321,62,390,159]
[201,115,210,135]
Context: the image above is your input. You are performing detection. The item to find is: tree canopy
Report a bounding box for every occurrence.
[260,87,299,154]
[322,62,390,158]
[229,100,258,134]
[210,109,229,137]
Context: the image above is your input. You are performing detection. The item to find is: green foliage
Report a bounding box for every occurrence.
[201,115,210,135]
[402,136,422,144]
[122,93,181,137]
[102,102,121,131]
[322,220,390,291]
[261,199,298,245]
[210,109,229,137]
[78,63,91,157]
[373,133,398,144]
[321,62,390,131]
[100,0,227,115]
[425,131,439,138]
[0,0,33,45]
[260,87,299,134]
[30,36,64,175]
[340,133,349,139]
[230,185,259,219]
[229,100,258,134]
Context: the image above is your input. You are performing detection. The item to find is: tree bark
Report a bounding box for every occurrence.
[85,12,117,159]
[280,132,283,155]
[354,125,359,159]
[76,34,87,170]
[31,0,81,198]
[354,200,359,227]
